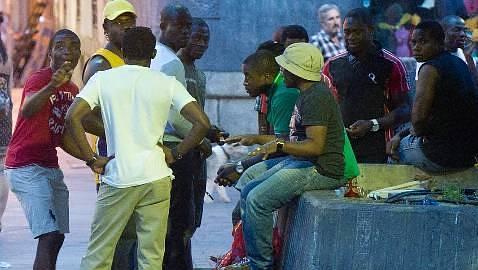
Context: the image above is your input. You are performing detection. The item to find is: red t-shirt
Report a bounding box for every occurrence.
[5,68,79,168]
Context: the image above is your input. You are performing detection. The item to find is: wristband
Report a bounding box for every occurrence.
[86,155,98,167]
[276,141,285,153]
[171,148,183,160]
[235,161,244,174]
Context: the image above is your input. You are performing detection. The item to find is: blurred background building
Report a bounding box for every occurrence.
[0,0,471,134]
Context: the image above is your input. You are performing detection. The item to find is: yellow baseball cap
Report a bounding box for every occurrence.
[104,0,137,20]
[275,43,324,81]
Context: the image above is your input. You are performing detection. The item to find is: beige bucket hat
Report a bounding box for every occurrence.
[275,42,324,81]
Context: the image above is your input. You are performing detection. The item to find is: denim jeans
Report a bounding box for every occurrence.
[6,165,68,238]
[399,135,446,173]
[235,156,343,270]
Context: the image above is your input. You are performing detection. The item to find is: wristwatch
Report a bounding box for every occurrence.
[235,161,244,174]
[86,155,98,167]
[171,148,183,160]
[370,119,380,132]
[276,141,285,153]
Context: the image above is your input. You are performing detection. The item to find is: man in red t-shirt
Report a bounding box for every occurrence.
[4,29,87,270]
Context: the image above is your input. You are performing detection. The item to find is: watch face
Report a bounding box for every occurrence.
[235,162,244,174]
[370,119,379,132]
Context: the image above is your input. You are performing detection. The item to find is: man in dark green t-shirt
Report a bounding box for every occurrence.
[216,43,346,270]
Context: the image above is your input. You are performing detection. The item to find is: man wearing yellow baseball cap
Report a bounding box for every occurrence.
[83,0,137,84]
[216,43,347,270]
[81,1,137,270]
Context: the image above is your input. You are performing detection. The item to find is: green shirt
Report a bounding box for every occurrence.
[267,74,300,138]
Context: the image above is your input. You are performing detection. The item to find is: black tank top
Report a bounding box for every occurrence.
[420,52,478,167]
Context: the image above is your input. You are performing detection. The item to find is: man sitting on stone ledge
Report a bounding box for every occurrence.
[217,43,346,270]
[388,21,478,172]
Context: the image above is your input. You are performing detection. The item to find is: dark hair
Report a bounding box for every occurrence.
[243,50,279,76]
[122,27,156,60]
[280,25,309,44]
[160,4,191,23]
[344,8,373,27]
[256,40,284,57]
[47,29,81,54]
[192,17,209,31]
[415,21,445,45]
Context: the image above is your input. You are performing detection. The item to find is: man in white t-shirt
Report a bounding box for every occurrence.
[150,4,208,269]
[65,27,210,270]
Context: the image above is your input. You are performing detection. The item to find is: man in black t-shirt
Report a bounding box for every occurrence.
[217,43,345,270]
[388,21,478,172]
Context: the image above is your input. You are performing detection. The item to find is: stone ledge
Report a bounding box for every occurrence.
[356,164,478,192]
[281,190,478,270]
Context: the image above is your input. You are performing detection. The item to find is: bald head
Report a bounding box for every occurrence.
[160,4,191,23]
[441,15,467,51]
[159,4,192,51]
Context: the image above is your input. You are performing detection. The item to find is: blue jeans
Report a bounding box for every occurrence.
[235,156,343,270]
[399,135,445,173]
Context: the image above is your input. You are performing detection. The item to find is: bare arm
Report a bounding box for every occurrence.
[60,127,85,160]
[412,64,438,136]
[82,107,105,137]
[22,62,73,118]
[225,134,276,146]
[377,91,410,129]
[82,56,111,84]
[251,125,328,159]
[65,97,98,161]
[174,101,211,156]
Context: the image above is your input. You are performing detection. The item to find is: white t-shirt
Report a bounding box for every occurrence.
[77,65,196,188]
[151,42,186,86]
[150,42,192,142]
[415,49,466,80]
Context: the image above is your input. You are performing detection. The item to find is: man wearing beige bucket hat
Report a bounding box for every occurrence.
[217,43,347,270]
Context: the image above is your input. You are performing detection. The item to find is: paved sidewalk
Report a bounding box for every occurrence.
[0,88,239,269]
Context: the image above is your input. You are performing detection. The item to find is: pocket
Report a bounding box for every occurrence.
[151,176,172,202]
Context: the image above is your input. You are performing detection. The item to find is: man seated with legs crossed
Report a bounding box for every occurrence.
[65,27,210,270]
[216,43,346,270]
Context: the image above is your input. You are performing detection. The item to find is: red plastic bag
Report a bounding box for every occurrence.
[216,221,282,268]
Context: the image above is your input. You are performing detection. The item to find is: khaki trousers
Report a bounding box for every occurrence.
[80,177,172,270]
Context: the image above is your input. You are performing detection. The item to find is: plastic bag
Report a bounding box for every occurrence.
[216,221,282,269]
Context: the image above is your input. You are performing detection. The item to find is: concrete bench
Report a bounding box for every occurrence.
[280,164,478,270]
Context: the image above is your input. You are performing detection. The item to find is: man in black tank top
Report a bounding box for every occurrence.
[388,21,478,172]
